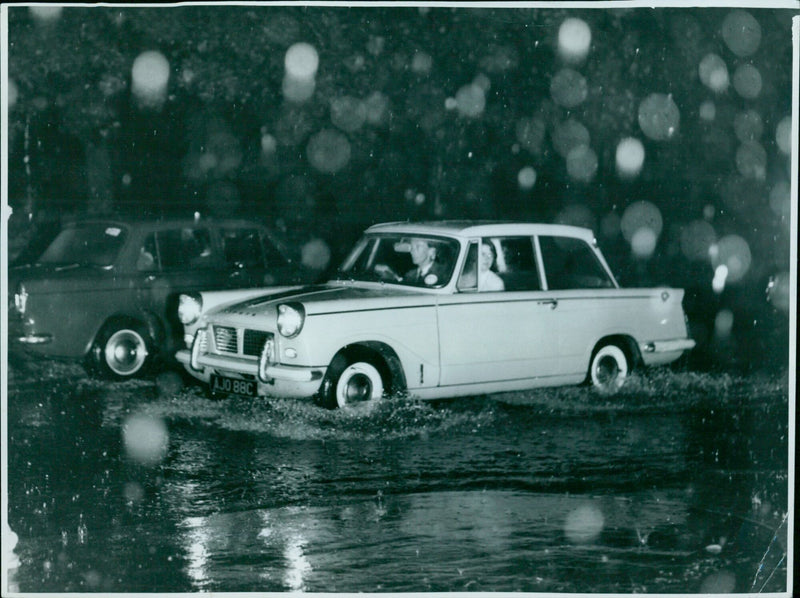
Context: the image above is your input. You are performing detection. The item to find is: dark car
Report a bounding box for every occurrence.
[8,216,312,379]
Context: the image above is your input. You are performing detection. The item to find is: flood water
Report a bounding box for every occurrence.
[4,358,790,593]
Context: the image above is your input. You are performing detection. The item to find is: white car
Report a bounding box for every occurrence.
[176,221,695,408]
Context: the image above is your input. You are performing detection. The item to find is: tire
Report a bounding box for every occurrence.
[589,343,630,392]
[320,355,385,409]
[87,321,152,380]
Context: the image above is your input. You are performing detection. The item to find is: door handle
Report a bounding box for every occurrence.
[538,298,558,309]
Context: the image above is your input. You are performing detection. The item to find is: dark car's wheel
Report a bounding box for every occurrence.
[319,354,385,409]
[589,343,630,392]
[87,321,153,380]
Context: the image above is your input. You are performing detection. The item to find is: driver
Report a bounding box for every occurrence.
[403,238,448,286]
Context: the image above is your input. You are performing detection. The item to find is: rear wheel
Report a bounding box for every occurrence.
[589,343,630,392]
[87,321,153,380]
[320,355,385,409]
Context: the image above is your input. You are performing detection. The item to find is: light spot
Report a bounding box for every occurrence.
[455,83,486,118]
[364,91,390,126]
[733,63,762,100]
[131,51,170,108]
[564,503,604,543]
[638,93,680,141]
[721,10,761,57]
[412,51,433,75]
[698,53,729,93]
[766,271,791,312]
[307,129,351,174]
[284,42,319,79]
[699,101,716,122]
[712,264,728,293]
[775,116,792,155]
[550,68,588,108]
[518,166,537,191]
[9,79,18,109]
[566,145,598,183]
[680,220,716,262]
[123,414,169,466]
[515,117,546,154]
[558,18,592,64]
[735,141,767,180]
[769,180,791,220]
[261,133,277,155]
[282,75,315,103]
[713,235,752,283]
[29,6,63,23]
[123,482,145,504]
[301,238,332,271]
[551,118,590,158]
[615,137,645,179]
[330,96,367,133]
[620,201,663,257]
[714,309,734,338]
[733,110,763,142]
[700,570,737,593]
[703,204,716,220]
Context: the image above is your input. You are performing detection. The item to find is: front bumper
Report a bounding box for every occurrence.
[176,348,325,398]
[9,316,54,347]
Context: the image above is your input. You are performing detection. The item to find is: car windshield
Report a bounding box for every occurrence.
[38,223,128,267]
[335,233,460,288]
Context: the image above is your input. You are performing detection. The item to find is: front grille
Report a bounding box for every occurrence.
[213,326,238,353]
[243,330,271,357]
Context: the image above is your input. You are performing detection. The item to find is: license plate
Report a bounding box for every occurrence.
[210,375,258,398]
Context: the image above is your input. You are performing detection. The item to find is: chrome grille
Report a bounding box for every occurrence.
[243,330,271,357]
[213,326,238,353]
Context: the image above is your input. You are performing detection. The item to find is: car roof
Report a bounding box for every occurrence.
[365,220,596,241]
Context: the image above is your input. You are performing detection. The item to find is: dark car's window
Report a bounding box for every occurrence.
[38,223,128,267]
[155,228,215,270]
[493,237,541,291]
[221,228,263,269]
[539,236,614,290]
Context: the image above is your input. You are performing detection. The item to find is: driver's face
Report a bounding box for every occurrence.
[410,239,434,266]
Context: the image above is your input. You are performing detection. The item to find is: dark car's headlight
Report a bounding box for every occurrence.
[277,303,305,338]
[178,293,202,325]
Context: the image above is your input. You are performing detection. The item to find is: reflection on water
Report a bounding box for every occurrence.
[5,361,790,593]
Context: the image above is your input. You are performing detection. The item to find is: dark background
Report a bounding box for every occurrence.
[4,4,796,373]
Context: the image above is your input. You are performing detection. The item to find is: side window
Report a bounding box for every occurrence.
[261,233,290,268]
[494,237,540,291]
[137,233,159,271]
[157,228,214,270]
[221,228,264,269]
[539,236,614,290]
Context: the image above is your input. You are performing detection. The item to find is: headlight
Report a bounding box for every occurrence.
[277,303,305,338]
[178,293,202,325]
[14,283,28,315]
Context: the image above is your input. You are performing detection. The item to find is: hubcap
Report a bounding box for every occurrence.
[595,355,620,386]
[344,373,372,404]
[105,330,147,376]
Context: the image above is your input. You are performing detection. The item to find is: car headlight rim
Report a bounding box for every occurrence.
[178,293,202,325]
[277,302,305,338]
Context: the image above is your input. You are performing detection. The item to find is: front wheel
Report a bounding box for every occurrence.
[589,343,630,393]
[87,322,153,380]
[320,356,385,409]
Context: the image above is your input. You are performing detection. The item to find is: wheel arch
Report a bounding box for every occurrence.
[330,341,408,396]
[589,334,642,372]
[91,311,165,354]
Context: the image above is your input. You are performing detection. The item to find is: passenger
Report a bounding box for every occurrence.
[404,238,449,286]
[478,243,504,292]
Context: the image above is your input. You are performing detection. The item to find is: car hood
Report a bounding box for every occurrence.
[210,282,436,321]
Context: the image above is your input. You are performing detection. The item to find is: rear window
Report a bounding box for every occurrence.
[538,236,614,290]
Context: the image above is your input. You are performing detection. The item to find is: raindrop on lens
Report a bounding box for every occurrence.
[29,5,63,23]
[714,309,734,338]
[775,116,792,155]
[698,54,729,93]
[699,101,716,122]
[638,93,680,141]
[733,64,762,100]
[735,141,767,180]
[131,51,170,107]
[301,238,332,271]
[550,68,588,108]
[713,235,752,283]
[307,129,352,173]
[9,79,18,109]
[285,42,319,79]
[455,83,486,118]
[566,145,598,182]
[721,10,761,57]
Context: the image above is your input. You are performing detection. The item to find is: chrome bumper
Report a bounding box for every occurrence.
[639,338,696,354]
[175,349,322,383]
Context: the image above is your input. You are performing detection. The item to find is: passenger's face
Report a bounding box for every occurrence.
[479,245,495,271]
[410,239,433,266]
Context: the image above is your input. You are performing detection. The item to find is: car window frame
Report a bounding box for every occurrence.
[536,234,617,291]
